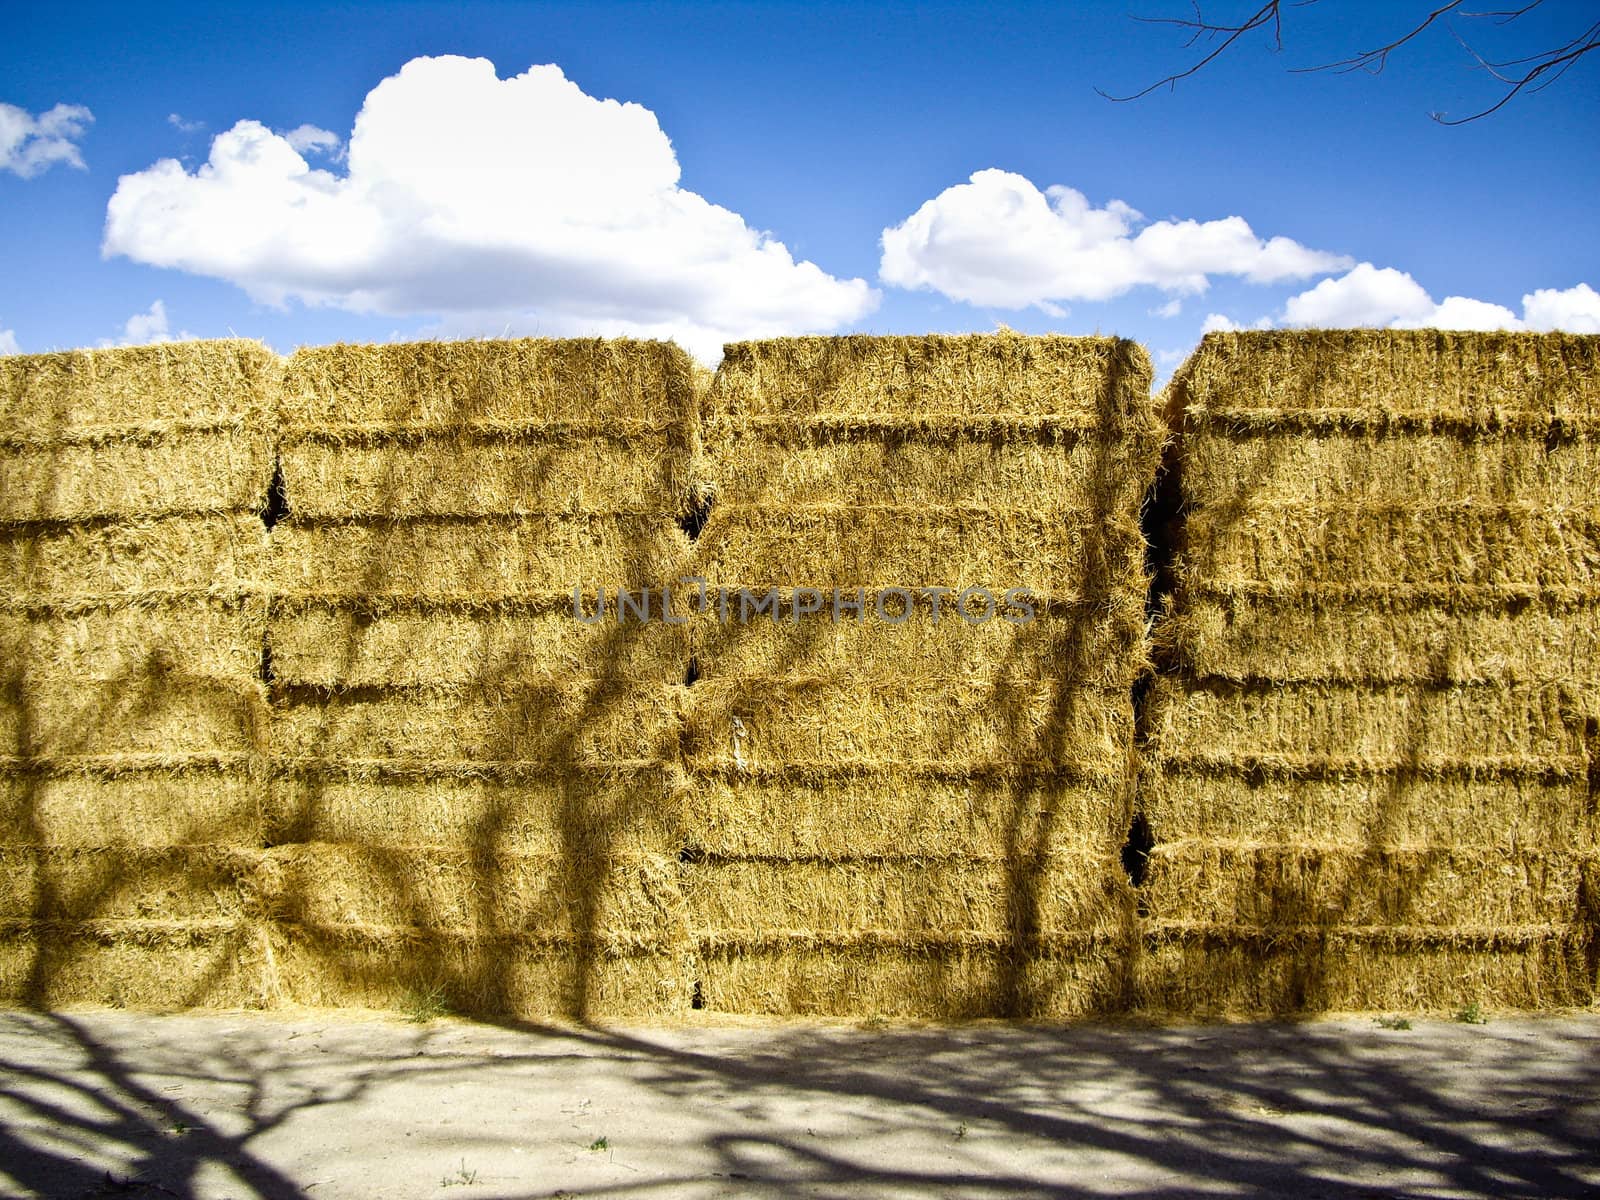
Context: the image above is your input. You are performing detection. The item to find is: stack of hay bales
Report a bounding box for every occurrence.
[0,342,277,1006]
[263,339,699,1018]
[1142,330,1600,1012]
[681,334,1163,1016]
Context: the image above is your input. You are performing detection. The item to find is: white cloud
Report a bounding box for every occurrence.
[282,124,342,158]
[168,113,205,134]
[0,101,94,177]
[1282,266,1599,333]
[98,300,191,347]
[878,168,1350,310]
[1282,263,1434,327]
[1522,282,1600,333]
[103,56,876,362]
[1200,312,1273,334]
[0,326,18,355]
[1152,298,1183,319]
[1397,294,1521,332]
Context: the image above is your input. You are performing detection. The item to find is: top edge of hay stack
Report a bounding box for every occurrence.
[279,337,700,428]
[0,340,279,439]
[1167,330,1600,420]
[709,333,1157,424]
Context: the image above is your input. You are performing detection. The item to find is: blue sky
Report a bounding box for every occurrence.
[3,0,1597,373]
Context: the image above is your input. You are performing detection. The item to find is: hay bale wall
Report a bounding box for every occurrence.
[1143,330,1600,1014]
[0,342,277,1007]
[3,329,1592,1021]
[681,335,1163,1016]
[263,339,699,1018]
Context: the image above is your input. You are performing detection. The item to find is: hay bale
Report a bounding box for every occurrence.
[1146,678,1590,765]
[1179,432,1600,509]
[1135,769,1592,850]
[680,677,1133,773]
[270,687,682,766]
[0,341,277,521]
[0,340,278,433]
[1171,329,1599,417]
[281,440,690,520]
[270,518,683,599]
[1,602,267,684]
[1135,928,1592,1015]
[1184,504,1600,589]
[1145,330,1600,1014]
[280,338,697,429]
[0,516,268,601]
[0,771,262,846]
[266,608,690,690]
[0,920,269,1008]
[705,433,1152,516]
[0,435,272,521]
[0,846,260,921]
[689,600,1143,690]
[696,941,1131,1019]
[679,776,1129,858]
[268,931,689,1019]
[691,509,1148,593]
[255,843,682,936]
[1141,844,1590,926]
[683,855,1125,937]
[264,772,680,856]
[709,334,1154,421]
[1,675,265,759]
[1164,597,1598,684]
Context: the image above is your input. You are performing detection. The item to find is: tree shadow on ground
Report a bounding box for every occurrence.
[0,1008,1597,1198]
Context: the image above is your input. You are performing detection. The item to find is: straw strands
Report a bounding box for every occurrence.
[681,334,1162,1016]
[1144,330,1600,1014]
[0,341,278,1008]
[1,328,1593,1020]
[263,338,699,1018]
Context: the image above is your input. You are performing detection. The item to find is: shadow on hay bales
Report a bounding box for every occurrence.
[1,342,275,1010]
[258,339,699,1020]
[1137,330,1600,1015]
[1,331,1596,1021]
[671,335,1161,1018]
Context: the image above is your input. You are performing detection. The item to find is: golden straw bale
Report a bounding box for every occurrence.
[269,517,684,599]
[280,338,698,430]
[0,771,263,846]
[264,607,689,689]
[1169,330,1600,419]
[1135,927,1591,1015]
[264,772,680,856]
[0,340,278,436]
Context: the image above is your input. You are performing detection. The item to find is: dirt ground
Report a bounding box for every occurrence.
[0,1007,1596,1199]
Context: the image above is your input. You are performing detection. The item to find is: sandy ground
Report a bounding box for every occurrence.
[0,1007,1596,1199]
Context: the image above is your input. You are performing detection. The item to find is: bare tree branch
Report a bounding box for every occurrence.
[1096,1,1284,102]
[1433,19,1600,123]
[1103,0,1598,124]
[1291,2,1468,75]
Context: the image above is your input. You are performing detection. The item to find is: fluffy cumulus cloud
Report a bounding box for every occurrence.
[98,300,189,347]
[0,326,19,356]
[1523,282,1600,333]
[281,124,342,157]
[1281,265,1600,332]
[1200,312,1273,334]
[103,57,876,360]
[0,101,93,177]
[879,168,1350,310]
